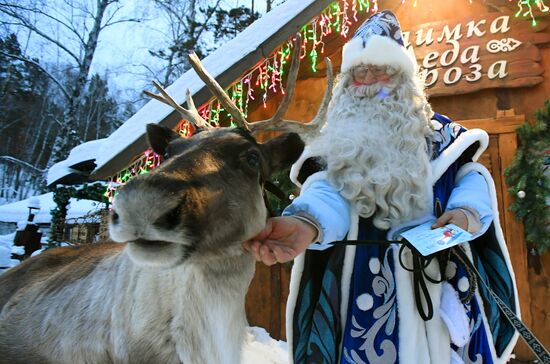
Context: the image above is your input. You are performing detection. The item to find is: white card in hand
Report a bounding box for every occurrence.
[399,221,473,256]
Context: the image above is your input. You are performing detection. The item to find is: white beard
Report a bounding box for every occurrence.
[308,72,434,230]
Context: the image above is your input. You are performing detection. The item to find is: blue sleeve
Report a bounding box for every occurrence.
[446,171,493,238]
[283,179,351,250]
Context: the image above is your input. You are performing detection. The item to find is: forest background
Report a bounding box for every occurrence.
[0,0,285,204]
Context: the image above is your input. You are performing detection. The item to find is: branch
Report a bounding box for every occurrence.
[0,117,24,132]
[0,4,82,65]
[12,3,87,46]
[102,17,141,29]
[190,0,222,40]
[0,51,71,100]
[0,156,46,173]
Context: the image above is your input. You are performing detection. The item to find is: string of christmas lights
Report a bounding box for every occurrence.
[515,0,550,26]
[104,149,163,202]
[105,0,370,201]
[105,0,550,201]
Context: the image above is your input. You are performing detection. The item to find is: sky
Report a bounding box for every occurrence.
[92,0,277,99]
[1,0,279,103]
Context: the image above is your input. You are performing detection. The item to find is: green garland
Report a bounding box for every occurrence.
[505,101,550,252]
[48,183,109,247]
[266,169,298,215]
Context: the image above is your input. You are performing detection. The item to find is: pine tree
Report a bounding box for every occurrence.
[79,74,122,141]
[0,33,55,202]
[210,6,260,43]
[505,101,550,252]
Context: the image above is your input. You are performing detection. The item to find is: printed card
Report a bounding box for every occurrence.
[399,221,473,256]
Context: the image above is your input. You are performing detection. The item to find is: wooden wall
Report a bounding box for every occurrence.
[244,1,550,360]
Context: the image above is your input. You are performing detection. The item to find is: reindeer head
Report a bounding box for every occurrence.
[109,125,304,267]
[109,35,333,268]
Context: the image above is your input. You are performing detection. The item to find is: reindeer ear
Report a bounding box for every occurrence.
[263,133,304,174]
[146,124,181,156]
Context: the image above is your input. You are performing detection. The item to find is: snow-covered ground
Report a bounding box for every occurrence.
[0,192,103,225]
[0,192,103,270]
[243,327,289,364]
[0,232,21,270]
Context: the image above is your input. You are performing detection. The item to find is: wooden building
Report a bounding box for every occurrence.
[48,0,549,360]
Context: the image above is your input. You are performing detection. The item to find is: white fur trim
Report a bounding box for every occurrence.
[424,261,452,363]
[341,35,417,76]
[301,171,328,192]
[338,210,358,360]
[456,162,520,364]
[393,247,433,363]
[430,129,489,184]
[290,146,317,188]
[440,282,470,347]
[285,252,306,364]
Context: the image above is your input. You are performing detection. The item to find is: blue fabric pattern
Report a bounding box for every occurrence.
[353,10,405,47]
[290,112,517,364]
[293,247,345,364]
[341,219,398,364]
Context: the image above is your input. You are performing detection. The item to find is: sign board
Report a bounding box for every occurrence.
[403,13,550,97]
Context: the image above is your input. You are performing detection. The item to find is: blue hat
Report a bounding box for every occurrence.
[341,10,416,76]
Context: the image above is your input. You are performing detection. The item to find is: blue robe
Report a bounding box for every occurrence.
[285,114,519,364]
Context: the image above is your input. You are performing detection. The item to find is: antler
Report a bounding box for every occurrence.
[187,33,332,139]
[248,55,333,140]
[144,81,213,130]
[144,33,333,140]
[188,53,251,132]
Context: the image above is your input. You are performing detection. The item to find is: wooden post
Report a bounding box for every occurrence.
[499,131,533,360]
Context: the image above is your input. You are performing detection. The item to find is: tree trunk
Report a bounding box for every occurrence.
[48,0,112,165]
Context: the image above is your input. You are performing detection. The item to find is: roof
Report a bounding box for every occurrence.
[47,0,332,186]
[0,193,103,224]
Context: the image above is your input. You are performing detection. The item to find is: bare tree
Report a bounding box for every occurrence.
[149,0,221,87]
[0,0,139,165]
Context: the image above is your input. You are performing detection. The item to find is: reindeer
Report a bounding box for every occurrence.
[0,36,333,364]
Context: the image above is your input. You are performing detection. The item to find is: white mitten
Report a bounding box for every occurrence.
[439,281,470,347]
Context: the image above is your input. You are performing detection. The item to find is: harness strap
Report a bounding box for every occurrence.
[334,239,550,362]
[333,238,441,320]
[261,180,291,217]
[452,247,550,364]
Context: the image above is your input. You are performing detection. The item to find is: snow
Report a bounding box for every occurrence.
[46,139,106,185]
[0,233,21,270]
[243,327,289,364]
[0,192,102,225]
[58,0,317,177]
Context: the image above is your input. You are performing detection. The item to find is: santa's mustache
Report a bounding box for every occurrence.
[347,83,386,98]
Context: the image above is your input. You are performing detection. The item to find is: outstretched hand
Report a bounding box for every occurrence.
[243,216,318,266]
[431,209,468,231]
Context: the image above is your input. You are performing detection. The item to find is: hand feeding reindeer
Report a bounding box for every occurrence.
[0,36,333,364]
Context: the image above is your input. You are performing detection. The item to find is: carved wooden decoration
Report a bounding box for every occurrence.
[403,12,550,96]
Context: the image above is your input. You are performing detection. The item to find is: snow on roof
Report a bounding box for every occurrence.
[0,193,102,224]
[67,138,106,168]
[47,138,107,186]
[47,0,322,184]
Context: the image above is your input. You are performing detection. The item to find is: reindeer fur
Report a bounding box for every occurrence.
[0,126,304,364]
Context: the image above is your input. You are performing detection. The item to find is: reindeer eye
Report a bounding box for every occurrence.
[156,204,182,229]
[246,151,260,168]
